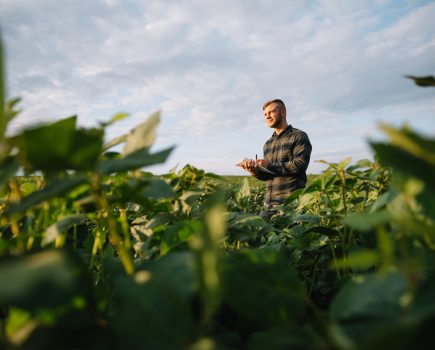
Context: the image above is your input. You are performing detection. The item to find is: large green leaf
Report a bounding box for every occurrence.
[0,250,90,311]
[379,124,435,165]
[330,269,435,349]
[235,177,251,209]
[330,271,408,342]
[144,251,198,302]
[122,111,160,156]
[110,259,193,350]
[139,178,175,200]
[371,142,435,191]
[221,249,306,329]
[11,116,103,172]
[160,220,202,256]
[331,272,407,320]
[98,147,174,175]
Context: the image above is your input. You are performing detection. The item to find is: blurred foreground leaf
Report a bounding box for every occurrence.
[221,249,306,329]
[405,75,435,87]
[122,111,160,156]
[11,116,103,172]
[0,250,90,311]
[98,147,173,175]
[110,253,194,350]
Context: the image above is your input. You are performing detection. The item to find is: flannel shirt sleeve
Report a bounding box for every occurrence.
[268,132,312,176]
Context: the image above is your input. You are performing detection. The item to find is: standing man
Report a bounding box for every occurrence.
[241,99,312,218]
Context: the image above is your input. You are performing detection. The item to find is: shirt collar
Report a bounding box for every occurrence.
[272,124,293,138]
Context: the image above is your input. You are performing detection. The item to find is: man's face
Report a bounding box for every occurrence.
[263,102,284,128]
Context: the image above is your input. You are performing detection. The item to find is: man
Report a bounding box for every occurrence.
[241,99,312,218]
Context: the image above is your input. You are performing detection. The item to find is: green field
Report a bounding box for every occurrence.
[2,42,435,349]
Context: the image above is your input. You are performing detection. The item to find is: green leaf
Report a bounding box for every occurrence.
[42,214,88,247]
[145,251,197,301]
[347,159,372,172]
[100,112,129,128]
[110,263,193,350]
[293,214,321,224]
[8,176,88,214]
[221,249,306,328]
[12,117,103,172]
[122,111,160,156]
[331,272,407,320]
[371,142,435,191]
[330,271,408,343]
[405,75,435,87]
[284,187,304,204]
[378,124,435,165]
[303,178,323,193]
[0,250,90,311]
[98,146,174,175]
[103,135,127,152]
[140,178,175,200]
[345,210,391,231]
[228,212,268,228]
[333,250,379,270]
[160,220,202,256]
[337,157,352,171]
[176,191,201,215]
[235,177,251,202]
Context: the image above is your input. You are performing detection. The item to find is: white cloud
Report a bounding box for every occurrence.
[1,0,434,174]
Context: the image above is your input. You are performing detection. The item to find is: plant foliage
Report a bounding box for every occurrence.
[1,35,435,349]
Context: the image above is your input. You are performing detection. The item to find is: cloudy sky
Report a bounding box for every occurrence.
[1,0,434,175]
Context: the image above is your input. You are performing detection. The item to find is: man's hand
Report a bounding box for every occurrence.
[241,158,269,176]
[240,158,257,176]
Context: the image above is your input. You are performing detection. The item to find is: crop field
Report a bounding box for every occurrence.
[2,41,435,349]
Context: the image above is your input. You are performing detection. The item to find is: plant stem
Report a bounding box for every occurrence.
[91,174,134,276]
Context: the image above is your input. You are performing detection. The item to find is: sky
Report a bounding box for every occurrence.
[1,0,435,175]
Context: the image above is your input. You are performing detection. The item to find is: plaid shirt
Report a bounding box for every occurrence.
[255,125,312,207]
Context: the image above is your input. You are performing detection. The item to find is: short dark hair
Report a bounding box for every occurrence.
[262,99,286,112]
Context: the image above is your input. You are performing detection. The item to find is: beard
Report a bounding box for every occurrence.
[268,112,284,128]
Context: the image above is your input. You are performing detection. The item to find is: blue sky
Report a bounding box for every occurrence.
[1,0,435,175]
